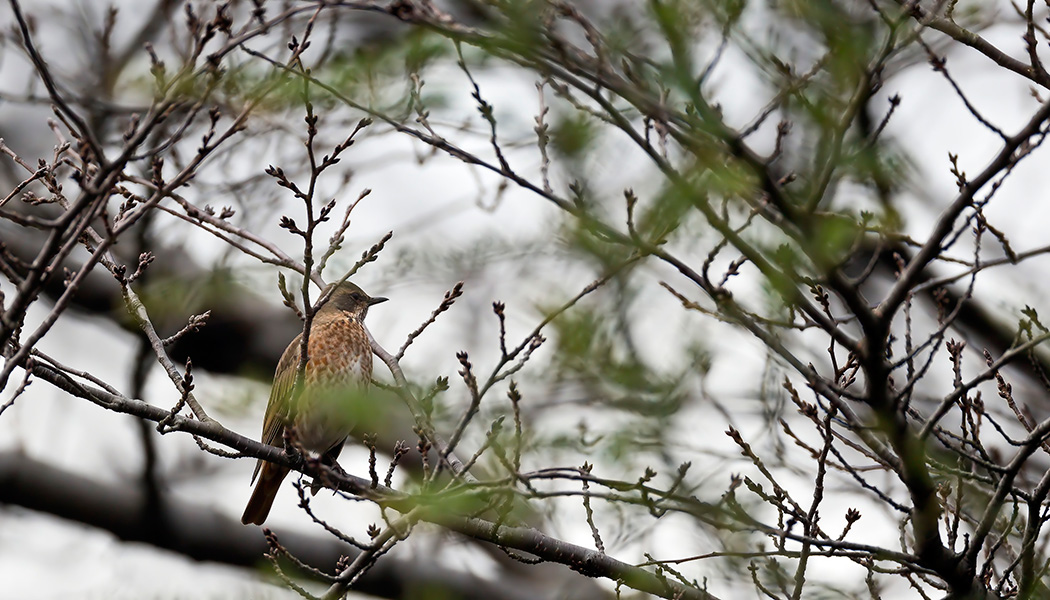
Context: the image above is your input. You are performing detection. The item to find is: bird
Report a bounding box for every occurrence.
[241,281,387,526]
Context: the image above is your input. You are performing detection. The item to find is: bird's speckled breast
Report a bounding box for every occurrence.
[306,315,372,386]
[294,315,372,452]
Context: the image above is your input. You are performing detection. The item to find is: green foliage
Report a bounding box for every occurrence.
[485,0,550,54]
[549,111,597,160]
[546,301,686,418]
[306,386,402,439]
[11,0,1040,596]
[781,0,878,87]
[138,266,242,324]
[810,213,862,268]
[562,212,636,269]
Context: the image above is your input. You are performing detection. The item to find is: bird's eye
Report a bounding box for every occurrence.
[351,292,362,301]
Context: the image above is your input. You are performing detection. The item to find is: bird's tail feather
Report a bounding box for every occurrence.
[241,462,289,525]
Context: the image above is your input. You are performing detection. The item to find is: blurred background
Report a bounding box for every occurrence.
[3,1,1050,598]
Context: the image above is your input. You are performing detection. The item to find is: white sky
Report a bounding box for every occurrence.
[2,1,1047,598]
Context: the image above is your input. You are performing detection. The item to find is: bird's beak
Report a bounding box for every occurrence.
[368,296,388,306]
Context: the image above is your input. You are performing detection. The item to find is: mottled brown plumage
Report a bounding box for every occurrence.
[241,281,387,526]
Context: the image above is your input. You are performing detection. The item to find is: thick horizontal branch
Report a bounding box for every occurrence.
[0,452,578,600]
[12,357,714,600]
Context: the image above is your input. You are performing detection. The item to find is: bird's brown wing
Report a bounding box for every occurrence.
[250,333,302,484]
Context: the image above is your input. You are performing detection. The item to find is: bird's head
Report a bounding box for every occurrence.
[319,281,387,320]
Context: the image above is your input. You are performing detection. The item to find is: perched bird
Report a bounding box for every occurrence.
[241,281,387,526]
